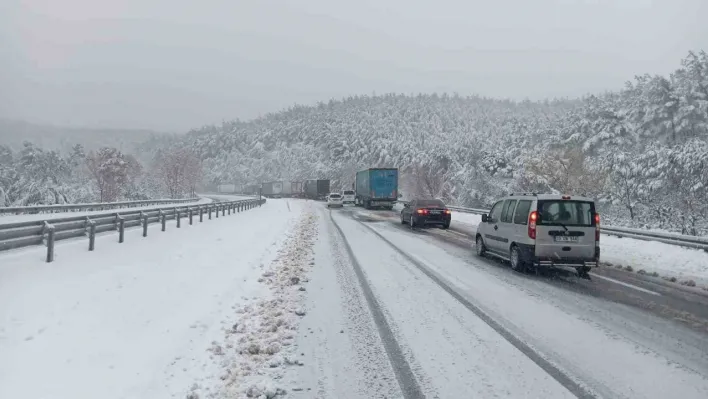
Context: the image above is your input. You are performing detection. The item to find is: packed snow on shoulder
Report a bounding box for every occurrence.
[190,208,319,399]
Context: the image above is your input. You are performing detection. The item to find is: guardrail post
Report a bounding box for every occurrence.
[118,216,125,243]
[176,208,181,228]
[208,206,212,220]
[142,213,148,237]
[222,205,226,217]
[88,220,96,250]
[216,205,219,218]
[160,210,166,231]
[228,203,231,215]
[45,223,55,263]
[189,208,193,225]
[199,206,204,222]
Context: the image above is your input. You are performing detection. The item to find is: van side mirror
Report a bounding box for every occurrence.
[481,214,488,223]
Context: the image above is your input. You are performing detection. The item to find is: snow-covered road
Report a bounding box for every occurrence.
[284,202,708,398]
[2,198,707,399]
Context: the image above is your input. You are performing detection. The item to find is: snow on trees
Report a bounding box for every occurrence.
[154,148,202,199]
[85,147,141,202]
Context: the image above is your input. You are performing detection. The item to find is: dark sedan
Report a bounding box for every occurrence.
[400,198,451,229]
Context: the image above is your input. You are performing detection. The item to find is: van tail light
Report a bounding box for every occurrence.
[444,209,451,214]
[528,211,538,239]
[594,213,600,242]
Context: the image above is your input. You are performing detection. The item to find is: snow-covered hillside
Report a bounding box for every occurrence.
[182,50,708,235]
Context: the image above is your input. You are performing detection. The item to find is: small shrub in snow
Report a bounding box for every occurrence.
[637,269,646,275]
[294,309,306,316]
[624,265,633,272]
[680,279,696,287]
[650,271,660,277]
[186,393,199,399]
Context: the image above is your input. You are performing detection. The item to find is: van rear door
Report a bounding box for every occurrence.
[534,199,596,260]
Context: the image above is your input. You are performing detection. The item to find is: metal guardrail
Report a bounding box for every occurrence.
[398,201,708,251]
[0,197,203,216]
[0,198,266,262]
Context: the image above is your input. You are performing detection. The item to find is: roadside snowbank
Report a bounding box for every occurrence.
[196,205,319,399]
[0,198,298,399]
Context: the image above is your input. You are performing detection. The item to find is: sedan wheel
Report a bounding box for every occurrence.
[410,216,415,230]
[401,212,406,224]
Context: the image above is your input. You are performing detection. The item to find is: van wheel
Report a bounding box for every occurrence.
[510,245,526,272]
[475,236,486,256]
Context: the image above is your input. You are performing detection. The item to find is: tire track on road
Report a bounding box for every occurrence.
[350,214,599,399]
[328,210,426,399]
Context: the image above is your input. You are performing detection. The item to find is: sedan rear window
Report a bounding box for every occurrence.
[538,200,595,226]
[416,199,445,207]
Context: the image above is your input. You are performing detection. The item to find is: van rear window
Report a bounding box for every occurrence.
[537,200,595,226]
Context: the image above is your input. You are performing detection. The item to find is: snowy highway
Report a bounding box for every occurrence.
[2,198,708,399]
[288,203,708,398]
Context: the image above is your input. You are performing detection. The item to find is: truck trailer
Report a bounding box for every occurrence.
[281,180,293,197]
[261,181,284,198]
[304,179,330,200]
[217,184,236,194]
[355,168,399,210]
[291,181,304,198]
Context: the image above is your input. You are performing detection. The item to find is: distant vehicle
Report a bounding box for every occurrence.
[355,168,399,210]
[475,193,600,279]
[290,181,304,198]
[281,180,293,197]
[304,179,330,200]
[262,181,283,198]
[326,193,343,208]
[243,184,260,195]
[341,190,355,204]
[401,198,451,229]
[217,184,236,194]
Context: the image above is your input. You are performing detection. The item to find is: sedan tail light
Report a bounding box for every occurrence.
[416,209,428,215]
[444,209,451,214]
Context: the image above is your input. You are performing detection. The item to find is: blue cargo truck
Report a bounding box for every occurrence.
[355,168,399,210]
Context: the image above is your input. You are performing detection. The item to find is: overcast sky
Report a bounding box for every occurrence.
[1,0,707,132]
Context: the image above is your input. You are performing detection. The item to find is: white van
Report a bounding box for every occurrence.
[341,190,355,204]
[475,193,600,278]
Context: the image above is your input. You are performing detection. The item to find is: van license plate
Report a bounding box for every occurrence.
[554,236,578,242]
